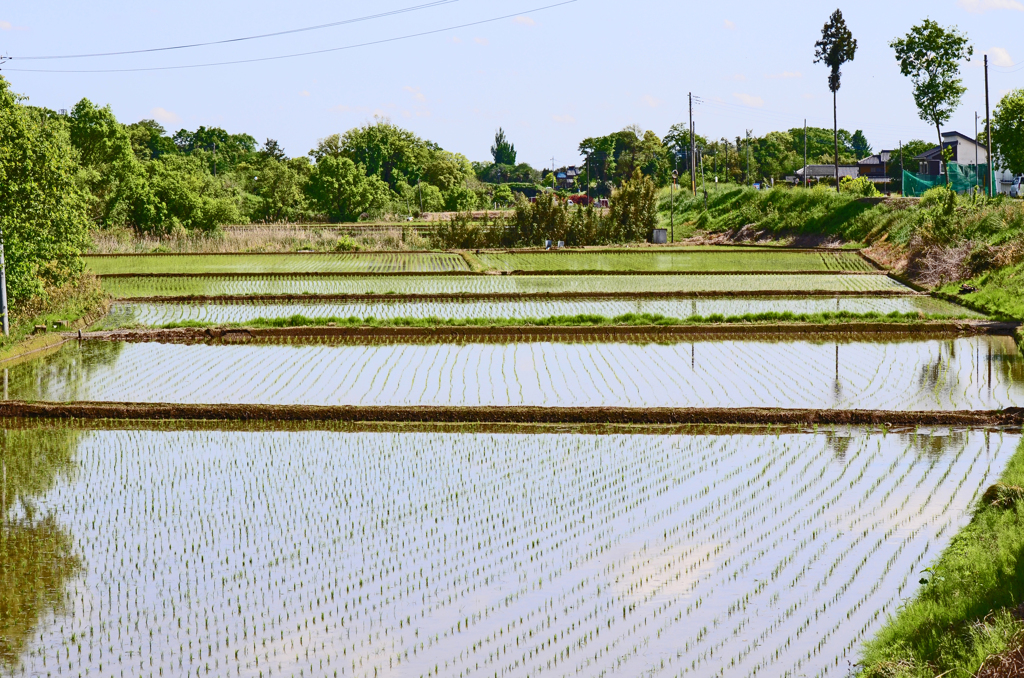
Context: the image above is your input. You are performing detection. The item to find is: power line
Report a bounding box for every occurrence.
[2,0,575,73]
[8,0,458,60]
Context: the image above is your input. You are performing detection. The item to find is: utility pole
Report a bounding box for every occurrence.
[803,119,808,189]
[688,93,696,193]
[976,112,980,195]
[984,54,993,197]
[699,145,708,210]
[899,141,903,195]
[745,130,752,185]
[724,139,729,184]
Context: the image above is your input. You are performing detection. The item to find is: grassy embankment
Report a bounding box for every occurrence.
[153,310,978,331]
[859,438,1024,677]
[665,184,1024,317]
[0,276,107,363]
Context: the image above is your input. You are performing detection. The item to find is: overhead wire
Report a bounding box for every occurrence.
[2,0,576,74]
[8,0,458,60]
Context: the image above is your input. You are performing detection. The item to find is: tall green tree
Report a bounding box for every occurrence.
[990,88,1024,176]
[850,130,873,158]
[0,78,90,304]
[326,117,432,191]
[126,120,177,160]
[306,155,391,222]
[490,128,517,166]
[814,9,858,192]
[890,20,973,186]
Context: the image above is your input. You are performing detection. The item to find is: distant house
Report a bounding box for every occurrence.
[555,166,582,189]
[914,131,989,176]
[857,151,894,183]
[792,164,859,184]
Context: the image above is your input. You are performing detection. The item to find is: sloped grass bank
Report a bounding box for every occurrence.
[937,261,1024,322]
[860,438,1024,677]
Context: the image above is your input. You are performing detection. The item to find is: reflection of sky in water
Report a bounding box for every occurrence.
[99,295,979,328]
[6,336,1022,411]
[4,429,1018,678]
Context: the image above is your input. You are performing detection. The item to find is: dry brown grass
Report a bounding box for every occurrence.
[88,224,432,254]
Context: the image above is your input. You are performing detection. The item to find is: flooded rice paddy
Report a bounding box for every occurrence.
[97,296,980,328]
[99,273,912,299]
[1,428,1016,678]
[84,253,469,275]
[475,250,876,272]
[8,336,1021,410]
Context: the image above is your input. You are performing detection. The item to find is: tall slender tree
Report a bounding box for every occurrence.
[490,128,517,167]
[890,20,973,187]
[814,9,858,192]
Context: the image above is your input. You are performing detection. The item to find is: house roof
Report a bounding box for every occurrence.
[795,164,859,178]
[857,151,893,166]
[915,132,984,160]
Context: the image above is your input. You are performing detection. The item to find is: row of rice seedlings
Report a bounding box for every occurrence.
[9,336,1022,411]
[84,252,470,276]
[474,251,875,273]
[100,296,978,329]
[99,274,913,299]
[5,430,1015,678]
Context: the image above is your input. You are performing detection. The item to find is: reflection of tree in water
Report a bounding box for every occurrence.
[0,428,83,672]
[5,341,123,402]
[917,338,1024,396]
[824,431,852,461]
[901,430,969,458]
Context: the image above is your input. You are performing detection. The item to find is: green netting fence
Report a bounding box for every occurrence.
[902,163,991,197]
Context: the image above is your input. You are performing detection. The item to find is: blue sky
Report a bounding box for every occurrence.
[1,0,1020,167]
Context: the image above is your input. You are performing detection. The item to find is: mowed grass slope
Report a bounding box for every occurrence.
[861,438,1024,677]
[84,252,469,275]
[476,250,876,272]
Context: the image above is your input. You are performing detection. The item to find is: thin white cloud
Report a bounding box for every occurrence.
[958,0,1024,12]
[766,71,802,79]
[474,37,489,46]
[449,36,462,44]
[299,90,311,97]
[149,107,181,125]
[552,114,576,124]
[513,16,535,26]
[403,86,426,102]
[988,47,1015,67]
[733,93,764,108]
[723,19,736,30]
[728,74,747,82]
[0,20,11,30]
[641,95,662,108]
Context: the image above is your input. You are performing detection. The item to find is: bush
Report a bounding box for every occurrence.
[608,170,658,242]
[839,175,881,197]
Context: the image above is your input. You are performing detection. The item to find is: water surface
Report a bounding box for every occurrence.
[1,428,1016,678]
[8,336,1021,410]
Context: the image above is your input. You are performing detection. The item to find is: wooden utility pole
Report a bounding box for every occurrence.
[899,141,903,195]
[803,119,808,189]
[745,130,752,185]
[984,54,993,197]
[688,93,696,193]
